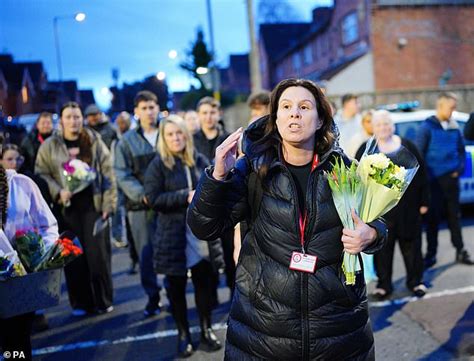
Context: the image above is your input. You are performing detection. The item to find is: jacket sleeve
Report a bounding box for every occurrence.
[35,143,62,202]
[363,218,388,254]
[187,157,249,241]
[456,131,466,175]
[415,124,430,157]
[97,138,117,214]
[113,139,145,204]
[144,157,188,212]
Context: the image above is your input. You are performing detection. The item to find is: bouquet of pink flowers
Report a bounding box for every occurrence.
[62,159,96,207]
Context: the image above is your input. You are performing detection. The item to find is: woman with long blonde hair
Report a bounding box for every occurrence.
[144,115,223,358]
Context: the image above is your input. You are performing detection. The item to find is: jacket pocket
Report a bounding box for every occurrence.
[329,264,367,307]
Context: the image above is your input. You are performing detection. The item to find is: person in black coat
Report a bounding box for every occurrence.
[144,115,224,358]
[188,79,387,360]
[464,112,474,141]
[356,110,430,299]
[20,112,54,174]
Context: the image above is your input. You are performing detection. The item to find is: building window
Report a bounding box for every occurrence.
[342,12,358,45]
[303,45,312,65]
[292,52,301,72]
[22,86,28,104]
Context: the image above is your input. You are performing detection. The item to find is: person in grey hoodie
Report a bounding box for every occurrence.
[114,91,163,316]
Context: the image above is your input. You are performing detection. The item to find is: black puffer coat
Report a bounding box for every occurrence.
[188,117,387,360]
[144,152,224,276]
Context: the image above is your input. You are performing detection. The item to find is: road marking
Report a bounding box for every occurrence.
[369,285,474,308]
[32,322,228,356]
[32,286,474,356]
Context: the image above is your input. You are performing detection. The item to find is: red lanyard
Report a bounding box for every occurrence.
[37,133,45,144]
[299,212,307,253]
[297,153,319,254]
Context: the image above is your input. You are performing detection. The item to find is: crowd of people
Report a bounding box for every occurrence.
[1,80,473,360]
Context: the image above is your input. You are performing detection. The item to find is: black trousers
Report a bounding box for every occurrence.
[166,260,216,336]
[220,229,235,291]
[375,223,424,292]
[61,201,113,311]
[126,215,139,264]
[426,174,465,258]
[0,312,34,361]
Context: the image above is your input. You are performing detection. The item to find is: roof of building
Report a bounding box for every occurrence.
[260,23,312,62]
[0,56,46,94]
[275,7,333,62]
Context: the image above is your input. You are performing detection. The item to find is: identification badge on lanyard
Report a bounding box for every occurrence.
[289,251,317,273]
[288,209,317,273]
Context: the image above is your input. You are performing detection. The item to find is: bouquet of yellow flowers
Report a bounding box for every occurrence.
[327,138,419,285]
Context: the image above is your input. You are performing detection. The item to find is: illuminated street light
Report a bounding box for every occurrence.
[168,50,178,59]
[75,12,86,22]
[156,71,166,81]
[196,67,208,75]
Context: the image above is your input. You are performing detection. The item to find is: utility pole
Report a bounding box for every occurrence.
[246,0,262,92]
[206,0,220,101]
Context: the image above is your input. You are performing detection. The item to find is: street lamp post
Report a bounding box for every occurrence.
[205,0,220,101]
[53,12,86,82]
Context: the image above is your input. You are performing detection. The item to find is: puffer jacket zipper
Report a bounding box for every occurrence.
[282,155,319,361]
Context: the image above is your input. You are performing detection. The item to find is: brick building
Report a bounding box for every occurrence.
[0,54,48,116]
[0,54,96,116]
[259,0,474,95]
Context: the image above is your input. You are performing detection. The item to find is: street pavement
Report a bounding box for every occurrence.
[31,215,474,361]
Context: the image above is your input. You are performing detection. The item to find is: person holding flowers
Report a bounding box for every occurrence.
[0,162,58,360]
[187,78,387,360]
[356,110,430,299]
[35,102,117,316]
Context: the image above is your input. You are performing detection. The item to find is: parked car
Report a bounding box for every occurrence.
[386,107,473,204]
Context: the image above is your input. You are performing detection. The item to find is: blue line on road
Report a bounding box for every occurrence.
[33,286,474,356]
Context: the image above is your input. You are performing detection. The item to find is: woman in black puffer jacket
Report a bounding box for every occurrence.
[188,79,387,360]
[144,115,224,358]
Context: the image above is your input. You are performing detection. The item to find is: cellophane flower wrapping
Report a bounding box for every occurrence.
[62,159,96,206]
[14,230,46,273]
[327,137,419,285]
[34,233,83,271]
[0,230,26,280]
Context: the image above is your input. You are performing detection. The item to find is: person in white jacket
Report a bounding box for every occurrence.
[0,164,58,360]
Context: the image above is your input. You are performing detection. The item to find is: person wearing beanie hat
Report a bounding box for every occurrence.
[85,104,118,150]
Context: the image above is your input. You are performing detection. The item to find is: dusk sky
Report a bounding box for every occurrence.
[0,0,331,108]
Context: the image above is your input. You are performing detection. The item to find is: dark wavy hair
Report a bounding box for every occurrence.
[60,102,92,165]
[249,78,336,179]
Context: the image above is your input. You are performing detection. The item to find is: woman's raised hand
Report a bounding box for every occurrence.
[212,128,243,181]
